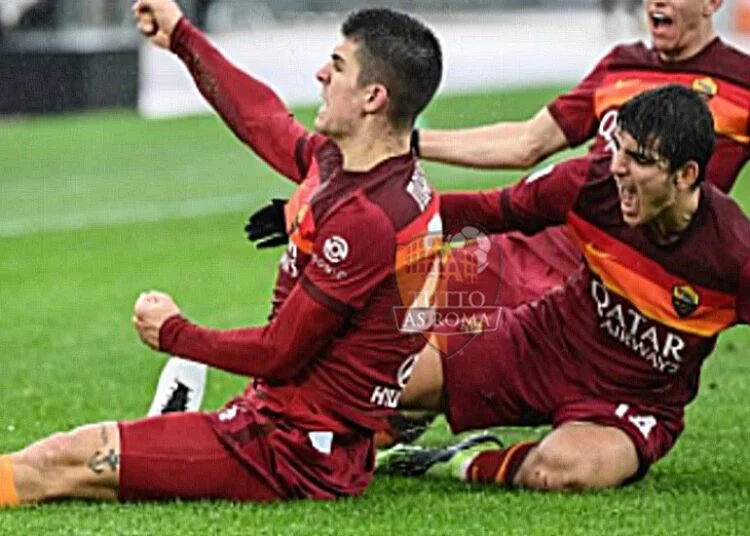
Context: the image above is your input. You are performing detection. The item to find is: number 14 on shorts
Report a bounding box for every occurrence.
[615,403,657,440]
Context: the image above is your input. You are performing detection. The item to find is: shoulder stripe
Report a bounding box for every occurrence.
[595,71,750,144]
[568,213,737,336]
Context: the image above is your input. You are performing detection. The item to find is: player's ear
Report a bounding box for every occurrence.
[674,161,700,191]
[363,83,389,115]
[705,0,723,16]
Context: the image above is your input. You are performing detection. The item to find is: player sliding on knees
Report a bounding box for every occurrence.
[371,0,750,448]
[0,0,444,506]
[376,85,750,490]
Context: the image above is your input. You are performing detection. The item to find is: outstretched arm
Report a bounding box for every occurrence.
[418,108,567,169]
[440,156,590,236]
[134,0,312,182]
[417,47,617,171]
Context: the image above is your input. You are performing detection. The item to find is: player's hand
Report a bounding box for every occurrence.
[132,0,184,49]
[133,290,182,350]
[245,199,289,249]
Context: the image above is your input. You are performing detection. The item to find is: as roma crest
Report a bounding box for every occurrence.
[671,284,700,318]
[692,77,718,100]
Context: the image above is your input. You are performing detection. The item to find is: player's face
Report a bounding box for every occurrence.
[313,39,368,138]
[611,129,677,226]
[646,0,721,60]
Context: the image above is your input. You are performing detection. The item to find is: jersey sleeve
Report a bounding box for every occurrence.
[300,200,396,315]
[170,18,313,182]
[547,47,617,147]
[440,157,590,236]
[158,284,345,380]
[738,258,750,324]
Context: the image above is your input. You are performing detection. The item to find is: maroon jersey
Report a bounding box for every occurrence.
[251,141,441,433]
[490,38,750,297]
[162,20,442,435]
[549,38,750,193]
[441,155,750,410]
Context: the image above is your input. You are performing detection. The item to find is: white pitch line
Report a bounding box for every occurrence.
[0,193,265,238]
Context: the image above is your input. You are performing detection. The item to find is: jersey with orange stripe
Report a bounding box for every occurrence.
[171,20,443,433]
[548,38,750,193]
[250,136,443,432]
[471,38,749,309]
[441,154,750,409]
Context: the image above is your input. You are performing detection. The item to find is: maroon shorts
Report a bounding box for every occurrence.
[118,398,374,503]
[488,227,581,308]
[440,302,684,476]
[446,217,581,311]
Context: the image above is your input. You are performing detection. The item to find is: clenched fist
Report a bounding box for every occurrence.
[132,0,184,49]
[133,290,182,350]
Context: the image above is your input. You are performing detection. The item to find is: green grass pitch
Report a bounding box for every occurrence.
[0,85,749,535]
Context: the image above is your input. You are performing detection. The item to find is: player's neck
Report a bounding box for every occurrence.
[337,126,411,172]
[648,188,701,245]
[657,25,717,63]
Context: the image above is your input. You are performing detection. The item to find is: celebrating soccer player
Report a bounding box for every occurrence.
[145,1,750,451]
[372,0,750,447]
[0,1,443,506]
[414,0,747,309]
[377,85,750,490]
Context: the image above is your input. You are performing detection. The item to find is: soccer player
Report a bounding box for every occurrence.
[150,0,750,444]
[0,1,443,506]
[372,0,750,448]
[415,0,748,309]
[377,85,750,490]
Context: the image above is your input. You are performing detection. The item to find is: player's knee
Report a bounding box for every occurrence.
[399,346,445,411]
[25,431,78,469]
[518,445,601,491]
[13,431,81,500]
[25,426,104,489]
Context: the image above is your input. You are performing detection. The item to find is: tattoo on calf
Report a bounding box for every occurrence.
[87,449,120,475]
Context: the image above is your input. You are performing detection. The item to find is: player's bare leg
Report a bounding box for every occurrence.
[379,420,640,491]
[372,341,444,448]
[0,422,121,506]
[380,342,640,490]
[513,422,639,490]
[398,340,445,412]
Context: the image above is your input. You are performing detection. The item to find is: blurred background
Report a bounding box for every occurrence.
[0,0,744,116]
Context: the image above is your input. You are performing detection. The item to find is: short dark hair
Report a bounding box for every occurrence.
[342,8,442,131]
[618,84,715,186]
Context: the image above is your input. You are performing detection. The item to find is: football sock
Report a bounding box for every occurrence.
[423,441,500,480]
[0,455,20,507]
[463,441,538,487]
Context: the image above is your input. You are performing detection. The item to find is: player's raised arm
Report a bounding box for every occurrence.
[418,108,567,169]
[134,0,311,183]
[416,48,617,170]
[440,155,590,236]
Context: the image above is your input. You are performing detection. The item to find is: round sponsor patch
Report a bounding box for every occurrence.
[323,235,349,264]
